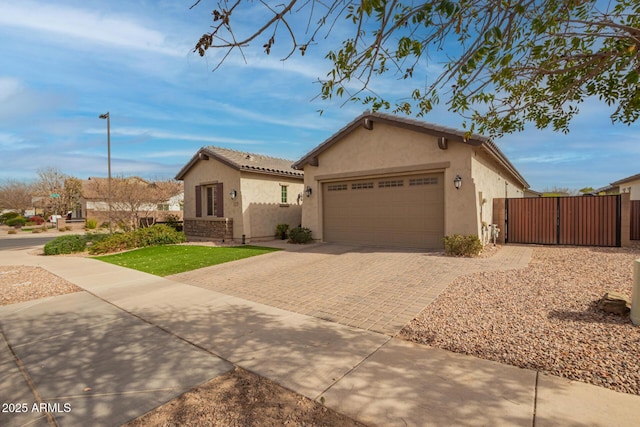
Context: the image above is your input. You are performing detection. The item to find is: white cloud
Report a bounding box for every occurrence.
[84,127,264,145]
[514,152,593,164]
[0,2,187,57]
[0,77,24,102]
[0,132,24,148]
[143,150,202,159]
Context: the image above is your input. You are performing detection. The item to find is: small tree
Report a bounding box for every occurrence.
[0,180,33,213]
[86,177,182,230]
[32,168,82,219]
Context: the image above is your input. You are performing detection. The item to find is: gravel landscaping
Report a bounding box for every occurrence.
[0,266,82,306]
[401,244,640,396]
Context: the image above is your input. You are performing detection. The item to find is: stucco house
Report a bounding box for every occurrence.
[292,111,529,249]
[176,146,304,242]
[81,177,183,226]
[610,173,640,199]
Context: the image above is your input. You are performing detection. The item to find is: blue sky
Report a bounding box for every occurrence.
[0,0,638,192]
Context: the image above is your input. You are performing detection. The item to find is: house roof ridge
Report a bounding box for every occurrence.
[292,111,528,189]
[176,146,303,180]
[204,145,298,163]
[610,172,640,186]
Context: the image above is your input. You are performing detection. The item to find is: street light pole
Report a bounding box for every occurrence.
[99,112,112,234]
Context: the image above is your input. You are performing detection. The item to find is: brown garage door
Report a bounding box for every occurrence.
[322,173,445,248]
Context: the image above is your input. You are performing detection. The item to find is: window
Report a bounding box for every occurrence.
[206,186,214,216]
[351,182,374,190]
[327,184,347,191]
[281,185,288,203]
[378,180,404,188]
[409,177,438,186]
[157,204,170,211]
[196,183,223,218]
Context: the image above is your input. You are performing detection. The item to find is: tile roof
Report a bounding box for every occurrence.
[175,146,303,180]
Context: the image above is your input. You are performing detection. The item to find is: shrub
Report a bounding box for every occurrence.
[5,216,27,227]
[275,224,289,239]
[89,232,135,254]
[0,212,20,223]
[7,229,17,235]
[288,226,313,244]
[44,235,87,255]
[135,224,186,247]
[85,219,98,229]
[163,214,183,231]
[443,234,483,257]
[28,215,45,225]
[85,233,110,245]
[89,224,186,254]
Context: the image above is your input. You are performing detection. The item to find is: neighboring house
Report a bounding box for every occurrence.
[292,111,529,249]
[176,146,304,242]
[610,173,640,199]
[584,184,619,196]
[81,177,184,226]
[524,189,542,198]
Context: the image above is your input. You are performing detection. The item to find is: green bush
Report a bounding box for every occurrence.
[89,224,186,254]
[85,219,98,229]
[5,216,27,227]
[85,233,110,245]
[89,233,135,254]
[163,214,182,231]
[443,234,483,257]
[44,235,87,255]
[135,224,186,247]
[0,212,20,223]
[275,224,289,239]
[288,226,313,244]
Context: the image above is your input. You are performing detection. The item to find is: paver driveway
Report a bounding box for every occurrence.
[170,243,531,335]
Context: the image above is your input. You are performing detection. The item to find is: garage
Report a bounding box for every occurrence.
[322,173,445,248]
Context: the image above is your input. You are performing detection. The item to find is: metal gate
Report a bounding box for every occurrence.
[632,200,640,241]
[506,195,621,247]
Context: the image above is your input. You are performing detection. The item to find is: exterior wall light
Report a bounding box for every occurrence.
[305,186,312,197]
[230,189,237,199]
[454,175,462,190]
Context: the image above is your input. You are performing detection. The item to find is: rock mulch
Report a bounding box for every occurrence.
[401,244,640,395]
[0,266,82,306]
[124,367,365,427]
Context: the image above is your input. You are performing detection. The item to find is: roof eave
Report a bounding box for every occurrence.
[610,173,640,186]
[177,147,303,180]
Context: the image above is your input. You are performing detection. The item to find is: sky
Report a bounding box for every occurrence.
[0,0,638,192]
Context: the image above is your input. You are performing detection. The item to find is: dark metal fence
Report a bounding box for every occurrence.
[632,200,640,241]
[506,195,620,247]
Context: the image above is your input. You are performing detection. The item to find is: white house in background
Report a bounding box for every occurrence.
[611,173,640,200]
[80,177,183,226]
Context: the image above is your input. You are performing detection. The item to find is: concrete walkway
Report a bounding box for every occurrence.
[1,243,639,426]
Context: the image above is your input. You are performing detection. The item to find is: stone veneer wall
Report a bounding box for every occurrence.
[184,218,233,241]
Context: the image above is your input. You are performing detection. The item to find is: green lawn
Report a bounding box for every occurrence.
[94,245,281,276]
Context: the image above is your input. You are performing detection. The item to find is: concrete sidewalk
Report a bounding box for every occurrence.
[1,246,640,426]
